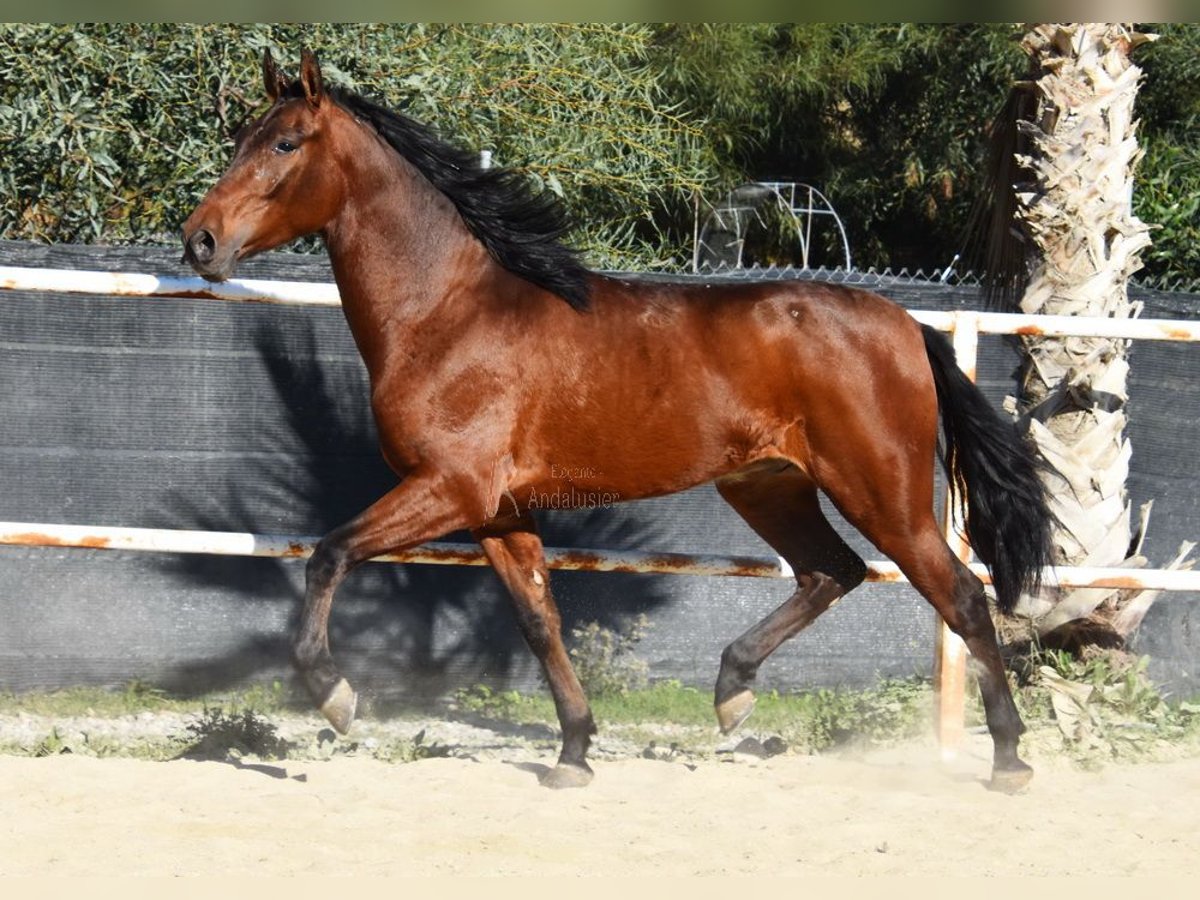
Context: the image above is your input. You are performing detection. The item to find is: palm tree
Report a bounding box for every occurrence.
[991,23,1192,649]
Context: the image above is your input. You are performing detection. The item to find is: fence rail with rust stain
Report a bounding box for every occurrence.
[2,520,1198,591]
[3,264,1200,343]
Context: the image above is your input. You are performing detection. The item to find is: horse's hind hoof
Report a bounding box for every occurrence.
[989,763,1034,794]
[319,678,358,735]
[716,689,756,735]
[539,763,594,790]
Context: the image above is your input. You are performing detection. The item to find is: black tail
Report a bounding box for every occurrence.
[921,325,1055,614]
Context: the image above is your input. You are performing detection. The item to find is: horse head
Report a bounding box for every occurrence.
[182,49,341,281]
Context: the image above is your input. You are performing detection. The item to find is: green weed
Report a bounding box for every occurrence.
[450,684,555,724]
[1010,647,1200,765]
[568,615,652,697]
[176,707,290,761]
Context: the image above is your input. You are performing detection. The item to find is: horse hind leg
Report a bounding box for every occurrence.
[876,523,1032,792]
[816,457,1032,792]
[713,464,867,734]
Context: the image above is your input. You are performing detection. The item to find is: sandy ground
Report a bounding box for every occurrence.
[3,731,1199,877]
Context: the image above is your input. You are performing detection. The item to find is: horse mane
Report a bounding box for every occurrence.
[325,86,592,310]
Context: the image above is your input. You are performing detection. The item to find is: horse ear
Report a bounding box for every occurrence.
[299,48,323,108]
[263,48,287,102]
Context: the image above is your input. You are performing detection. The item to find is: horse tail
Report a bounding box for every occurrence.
[921,324,1055,614]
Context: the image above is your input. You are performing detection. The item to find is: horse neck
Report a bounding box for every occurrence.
[320,145,493,370]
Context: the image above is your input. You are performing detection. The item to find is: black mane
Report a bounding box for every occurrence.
[327,87,591,310]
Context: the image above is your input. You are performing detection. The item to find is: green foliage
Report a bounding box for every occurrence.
[368,728,454,764]
[230,679,288,715]
[450,683,551,723]
[32,727,72,757]
[0,679,293,719]
[2,23,1198,282]
[0,23,712,269]
[6,669,1196,766]
[0,681,180,718]
[798,678,931,751]
[1133,24,1200,288]
[178,706,290,760]
[450,675,931,754]
[1136,137,1200,287]
[568,614,652,698]
[650,23,1025,270]
[591,679,712,725]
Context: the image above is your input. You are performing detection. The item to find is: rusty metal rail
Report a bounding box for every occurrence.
[2,520,1198,591]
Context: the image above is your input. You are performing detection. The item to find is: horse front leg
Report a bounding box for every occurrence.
[295,472,468,733]
[474,514,597,788]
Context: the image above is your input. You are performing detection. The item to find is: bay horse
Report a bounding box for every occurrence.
[182,49,1054,791]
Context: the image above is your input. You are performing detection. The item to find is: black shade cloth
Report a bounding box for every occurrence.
[1,239,1196,703]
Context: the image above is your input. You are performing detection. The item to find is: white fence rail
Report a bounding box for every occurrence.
[3,265,1198,755]
[1,519,1197,591]
[4,264,1200,342]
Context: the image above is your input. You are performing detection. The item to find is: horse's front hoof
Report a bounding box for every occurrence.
[989,762,1034,794]
[539,763,594,790]
[319,678,358,735]
[716,689,756,735]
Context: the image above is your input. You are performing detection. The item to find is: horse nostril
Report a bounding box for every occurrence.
[188,228,217,264]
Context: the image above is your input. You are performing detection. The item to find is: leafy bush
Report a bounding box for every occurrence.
[801,678,931,751]
[568,614,652,698]
[178,707,290,760]
[1131,22,1200,288]
[449,684,543,722]
[4,23,1198,282]
[1134,133,1200,289]
[0,23,711,269]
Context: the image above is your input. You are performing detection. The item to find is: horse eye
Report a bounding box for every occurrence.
[275,140,297,154]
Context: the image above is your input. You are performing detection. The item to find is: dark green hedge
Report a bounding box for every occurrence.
[2,23,1196,285]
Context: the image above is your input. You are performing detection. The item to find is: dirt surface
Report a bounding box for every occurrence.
[3,725,1199,877]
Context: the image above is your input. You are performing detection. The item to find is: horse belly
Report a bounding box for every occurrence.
[523,375,790,506]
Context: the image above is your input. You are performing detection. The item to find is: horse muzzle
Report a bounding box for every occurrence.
[181,226,236,282]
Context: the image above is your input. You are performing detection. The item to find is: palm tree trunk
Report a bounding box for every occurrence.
[1008,23,1184,647]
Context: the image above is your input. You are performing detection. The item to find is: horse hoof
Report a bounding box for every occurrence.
[988,764,1034,794]
[539,763,594,790]
[716,690,756,735]
[319,678,357,735]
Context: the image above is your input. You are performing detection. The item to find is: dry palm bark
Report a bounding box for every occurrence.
[1007,23,1193,647]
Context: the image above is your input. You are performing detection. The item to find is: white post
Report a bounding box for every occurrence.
[934,311,979,760]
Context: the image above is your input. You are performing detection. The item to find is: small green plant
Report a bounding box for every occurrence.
[177,707,289,760]
[33,727,70,757]
[1011,646,1200,764]
[373,729,455,763]
[450,684,553,723]
[119,678,168,711]
[794,678,931,752]
[568,614,652,697]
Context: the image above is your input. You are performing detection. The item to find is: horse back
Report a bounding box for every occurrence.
[488,274,935,502]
